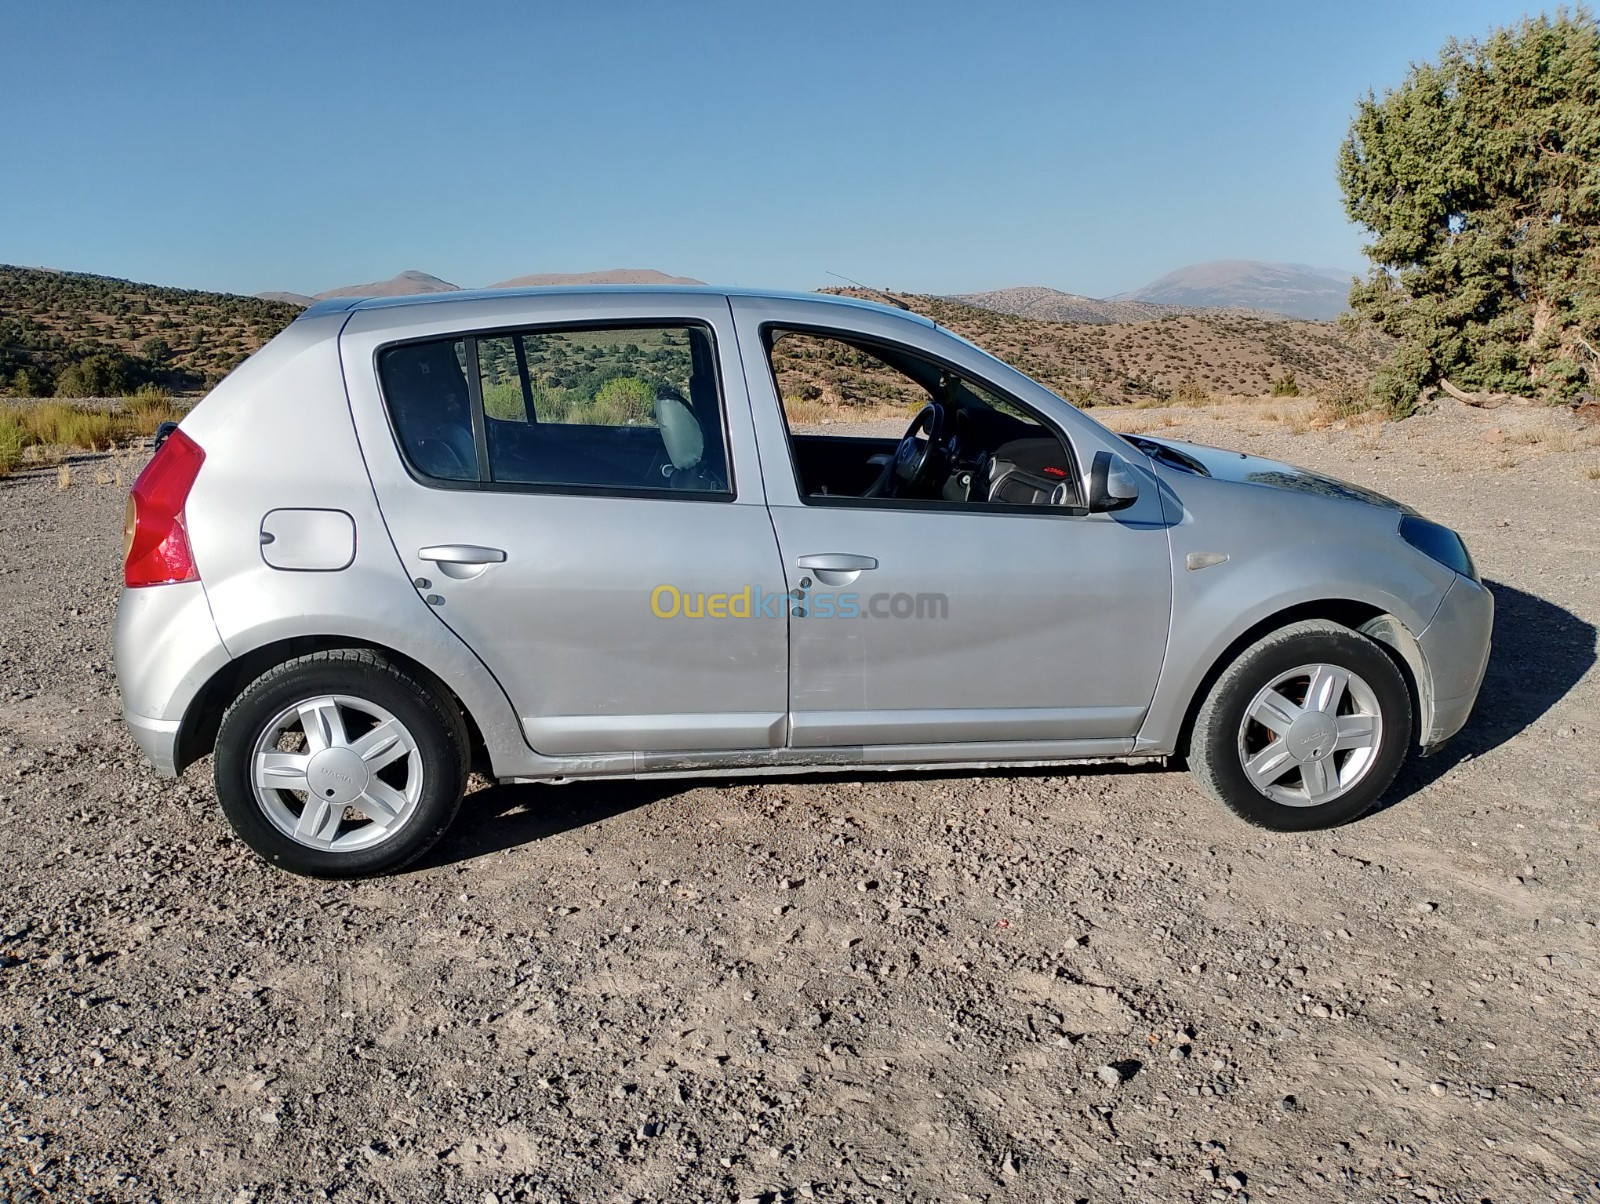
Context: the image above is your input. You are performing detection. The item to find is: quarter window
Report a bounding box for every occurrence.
[379,323,731,496]
[379,338,479,481]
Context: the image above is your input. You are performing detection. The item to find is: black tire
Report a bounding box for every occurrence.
[214,649,469,877]
[1188,620,1413,831]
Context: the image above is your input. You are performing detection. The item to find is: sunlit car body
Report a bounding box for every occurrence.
[113,287,1492,875]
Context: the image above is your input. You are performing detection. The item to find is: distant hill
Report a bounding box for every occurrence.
[314,270,461,300]
[256,290,314,307]
[824,289,1385,405]
[0,265,300,395]
[489,268,705,288]
[949,286,1177,325]
[1113,261,1353,321]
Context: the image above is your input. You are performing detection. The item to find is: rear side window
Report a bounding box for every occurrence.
[379,339,479,481]
[379,323,731,497]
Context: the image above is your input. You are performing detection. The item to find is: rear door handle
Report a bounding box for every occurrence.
[797,553,878,572]
[419,544,507,565]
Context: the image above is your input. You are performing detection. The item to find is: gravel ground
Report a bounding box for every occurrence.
[0,401,1597,1203]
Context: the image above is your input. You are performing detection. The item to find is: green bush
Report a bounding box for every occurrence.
[481,380,525,421]
[591,376,656,426]
[54,351,141,398]
[1370,343,1434,418]
[1317,382,1379,423]
[7,368,48,398]
[1269,370,1300,397]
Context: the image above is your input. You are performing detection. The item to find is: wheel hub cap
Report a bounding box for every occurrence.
[1285,712,1337,762]
[306,746,369,804]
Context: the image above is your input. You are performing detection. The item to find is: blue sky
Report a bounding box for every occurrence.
[0,0,1548,298]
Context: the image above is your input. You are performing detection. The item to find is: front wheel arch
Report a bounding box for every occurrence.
[1173,601,1421,761]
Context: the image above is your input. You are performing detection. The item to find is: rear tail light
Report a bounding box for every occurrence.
[123,427,206,587]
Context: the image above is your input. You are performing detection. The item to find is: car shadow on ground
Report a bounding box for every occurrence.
[419,578,1592,865]
[421,761,1169,869]
[1379,578,1596,810]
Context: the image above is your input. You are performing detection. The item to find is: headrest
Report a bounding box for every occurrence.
[654,391,704,470]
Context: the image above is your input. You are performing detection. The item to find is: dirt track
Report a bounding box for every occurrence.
[0,398,1597,1203]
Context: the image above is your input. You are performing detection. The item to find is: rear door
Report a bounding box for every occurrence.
[340,293,790,756]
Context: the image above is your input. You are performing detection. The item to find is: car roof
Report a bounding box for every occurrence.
[295,285,935,327]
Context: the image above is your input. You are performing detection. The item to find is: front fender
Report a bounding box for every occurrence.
[1135,472,1457,752]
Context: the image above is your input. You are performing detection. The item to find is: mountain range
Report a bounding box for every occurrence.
[263,261,1353,321]
[1112,261,1354,320]
[954,261,1353,324]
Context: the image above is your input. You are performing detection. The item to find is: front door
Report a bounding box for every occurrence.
[733,300,1173,753]
[341,297,790,756]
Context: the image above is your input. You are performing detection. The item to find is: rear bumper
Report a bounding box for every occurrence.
[113,582,232,777]
[125,712,182,778]
[1417,574,1494,749]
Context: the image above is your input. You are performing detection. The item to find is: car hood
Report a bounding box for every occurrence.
[1126,434,1417,515]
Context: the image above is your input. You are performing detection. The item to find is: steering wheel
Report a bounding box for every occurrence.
[866,402,949,498]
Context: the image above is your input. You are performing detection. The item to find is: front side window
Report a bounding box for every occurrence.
[765,329,1079,509]
[380,323,730,496]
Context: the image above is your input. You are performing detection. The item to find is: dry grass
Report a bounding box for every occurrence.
[1314,384,1382,425]
[0,411,23,476]
[782,396,918,426]
[0,391,177,477]
[23,404,117,450]
[1501,415,1600,453]
[56,464,72,490]
[1098,409,1176,435]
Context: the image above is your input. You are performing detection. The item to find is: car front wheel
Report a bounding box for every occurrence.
[214,649,469,877]
[1188,620,1413,830]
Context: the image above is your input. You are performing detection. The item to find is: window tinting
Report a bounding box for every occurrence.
[379,339,479,481]
[379,324,731,496]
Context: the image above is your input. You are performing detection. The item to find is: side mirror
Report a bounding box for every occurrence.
[1087,450,1140,513]
[153,420,179,450]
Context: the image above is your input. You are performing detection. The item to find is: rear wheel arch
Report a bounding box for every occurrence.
[1175,600,1422,760]
[176,636,490,777]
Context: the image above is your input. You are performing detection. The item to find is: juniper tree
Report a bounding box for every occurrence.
[1339,9,1600,411]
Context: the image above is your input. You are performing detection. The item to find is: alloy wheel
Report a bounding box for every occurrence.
[249,694,424,850]
[1235,662,1383,807]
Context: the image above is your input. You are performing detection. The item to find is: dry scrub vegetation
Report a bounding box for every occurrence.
[0,388,179,477]
[824,289,1391,406]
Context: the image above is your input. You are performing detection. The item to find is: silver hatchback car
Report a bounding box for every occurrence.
[114,287,1492,877]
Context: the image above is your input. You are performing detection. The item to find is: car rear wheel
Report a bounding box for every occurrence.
[214,649,469,877]
[1188,620,1412,830]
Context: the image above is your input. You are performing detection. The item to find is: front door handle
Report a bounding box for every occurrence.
[797,553,878,572]
[419,544,507,565]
